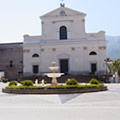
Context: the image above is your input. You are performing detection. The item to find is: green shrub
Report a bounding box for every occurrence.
[21,80,33,86]
[89,78,100,85]
[39,80,47,84]
[9,81,17,86]
[6,85,44,89]
[66,78,78,85]
[6,84,104,90]
[2,78,8,83]
[46,85,66,89]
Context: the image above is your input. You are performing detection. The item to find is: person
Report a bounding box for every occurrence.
[41,79,44,86]
[35,79,38,85]
[113,74,116,83]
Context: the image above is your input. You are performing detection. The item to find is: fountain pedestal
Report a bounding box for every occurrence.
[52,77,57,85]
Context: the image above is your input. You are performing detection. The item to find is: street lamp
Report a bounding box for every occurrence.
[104,59,108,82]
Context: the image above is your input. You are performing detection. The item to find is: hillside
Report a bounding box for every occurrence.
[106,36,120,60]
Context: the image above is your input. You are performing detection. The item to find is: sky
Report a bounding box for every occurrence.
[0,0,120,43]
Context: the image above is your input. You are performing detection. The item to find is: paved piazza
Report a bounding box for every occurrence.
[0,83,120,120]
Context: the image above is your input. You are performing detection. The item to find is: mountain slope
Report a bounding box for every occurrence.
[106,36,120,60]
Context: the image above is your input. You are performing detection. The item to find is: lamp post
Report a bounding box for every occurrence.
[104,59,108,82]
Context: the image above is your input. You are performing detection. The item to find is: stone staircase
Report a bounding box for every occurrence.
[22,74,106,83]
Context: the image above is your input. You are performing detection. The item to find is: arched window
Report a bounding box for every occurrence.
[60,26,67,40]
[32,54,39,57]
[89,51,97,55]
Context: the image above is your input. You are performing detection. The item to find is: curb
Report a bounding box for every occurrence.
[2,86,108,94]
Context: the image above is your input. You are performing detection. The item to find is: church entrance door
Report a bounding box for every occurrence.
[60,59,69,74]
[91,63,97,74]
[33,65,39,74]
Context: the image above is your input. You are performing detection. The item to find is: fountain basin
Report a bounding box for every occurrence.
[49,66,59,71]
[45,73,64,78]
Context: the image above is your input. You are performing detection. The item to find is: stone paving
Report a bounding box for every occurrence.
[0,83,120,120]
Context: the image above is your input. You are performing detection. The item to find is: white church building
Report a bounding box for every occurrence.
[23,4,106,76]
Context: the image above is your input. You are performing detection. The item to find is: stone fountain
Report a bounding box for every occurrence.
[45,62,64,85]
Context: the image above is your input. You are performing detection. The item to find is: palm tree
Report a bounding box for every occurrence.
[108,60,120,76]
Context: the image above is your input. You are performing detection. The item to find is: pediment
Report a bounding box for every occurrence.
[40,6,86,19]
[57,53,71,59]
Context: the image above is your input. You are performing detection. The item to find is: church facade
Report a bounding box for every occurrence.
[23,5,106,76]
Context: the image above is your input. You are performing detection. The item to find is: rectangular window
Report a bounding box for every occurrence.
[33,65,39,74]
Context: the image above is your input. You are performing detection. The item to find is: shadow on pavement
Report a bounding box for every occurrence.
[59,94,82,104]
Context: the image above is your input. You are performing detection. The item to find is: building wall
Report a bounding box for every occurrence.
[0,43,23,80]
[23,41,106,75]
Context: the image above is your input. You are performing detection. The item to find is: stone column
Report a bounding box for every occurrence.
[83,47,88,74]
[71,47,75,74]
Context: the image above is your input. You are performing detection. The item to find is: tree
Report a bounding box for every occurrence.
[108,60,120,76]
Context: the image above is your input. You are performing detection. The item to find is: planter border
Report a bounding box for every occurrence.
[2,86,107,94]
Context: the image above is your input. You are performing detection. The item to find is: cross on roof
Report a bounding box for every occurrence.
[60,0,65,7]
